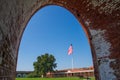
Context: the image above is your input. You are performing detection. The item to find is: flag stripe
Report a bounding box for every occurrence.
[68,44,73,55]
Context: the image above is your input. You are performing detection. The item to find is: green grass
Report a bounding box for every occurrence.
[16,77,79,80]
[16,77,95,80]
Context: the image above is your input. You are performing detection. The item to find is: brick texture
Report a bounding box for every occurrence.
[0,0,120,80]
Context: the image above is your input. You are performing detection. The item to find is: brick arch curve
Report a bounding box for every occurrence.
[19,4,99,79]
[0,0,119,80]
[18,3,99,80]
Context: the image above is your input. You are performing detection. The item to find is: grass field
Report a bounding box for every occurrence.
[16,77,95,80]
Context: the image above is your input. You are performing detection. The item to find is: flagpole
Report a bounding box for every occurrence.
[68,44,74,70]
[72,53,74,70]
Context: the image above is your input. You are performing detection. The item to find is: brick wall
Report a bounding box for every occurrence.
[0,0,120,80]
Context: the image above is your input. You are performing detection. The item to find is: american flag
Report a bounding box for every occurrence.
[68,44,73,55]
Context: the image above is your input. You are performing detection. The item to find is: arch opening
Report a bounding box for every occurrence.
[16,6,95,79]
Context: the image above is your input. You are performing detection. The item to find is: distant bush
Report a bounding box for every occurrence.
[26,72,40,78]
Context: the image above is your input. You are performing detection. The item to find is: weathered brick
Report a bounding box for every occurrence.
[0,0,120,80]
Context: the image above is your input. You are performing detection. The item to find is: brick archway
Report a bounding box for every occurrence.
[0,0,120,80]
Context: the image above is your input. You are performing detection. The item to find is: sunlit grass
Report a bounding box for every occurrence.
[16,77,95,80]
[16,77,79,80]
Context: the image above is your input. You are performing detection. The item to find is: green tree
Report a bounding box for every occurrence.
[33,53,57,77]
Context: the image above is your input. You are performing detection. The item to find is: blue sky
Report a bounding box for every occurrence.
[16,5,93,71]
